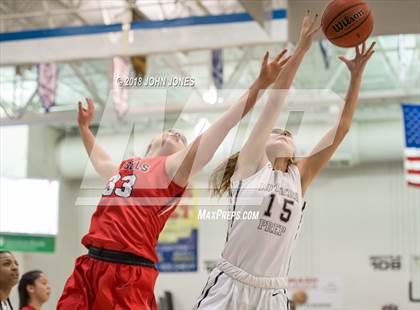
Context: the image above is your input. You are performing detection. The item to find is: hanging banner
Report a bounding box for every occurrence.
[211,49,223,89]
[37,63,58,112]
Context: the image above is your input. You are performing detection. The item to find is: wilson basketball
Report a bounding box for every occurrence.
[321,0,374,48]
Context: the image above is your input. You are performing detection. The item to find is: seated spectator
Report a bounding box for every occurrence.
[18,271,51,310]
[0,251,20,310]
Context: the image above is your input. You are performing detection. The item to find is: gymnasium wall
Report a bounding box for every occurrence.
[7,127,418,310]
[154,163,419,310]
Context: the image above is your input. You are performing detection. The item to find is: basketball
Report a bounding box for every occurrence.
[321,0,374,48]
[292,291,308,305]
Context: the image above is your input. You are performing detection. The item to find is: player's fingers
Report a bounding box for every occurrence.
[262,51,269,66]
[365,50,375,61]
[86,98,94,111]
[79,101,87,113]
[309,13,319,30]
[309,24,321,36]
[338,56,349,65]
[274,49,288,62]
[302,10,310,26]
[356,44,361,56]
[78,101,84,115]
[365,41,376,56]
[360,50,375,67]
[279,55,292,66]
[361,41,366,54]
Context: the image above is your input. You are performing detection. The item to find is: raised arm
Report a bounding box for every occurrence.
[297,42,376,195]
[167,49,290,187]
[78,98,118,180]
[233,12,320,180]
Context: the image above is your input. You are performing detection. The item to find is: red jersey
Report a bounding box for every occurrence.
[82,156,185,263]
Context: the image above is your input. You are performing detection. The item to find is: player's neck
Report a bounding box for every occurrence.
[273,158,289,172]
[144,148,170,158]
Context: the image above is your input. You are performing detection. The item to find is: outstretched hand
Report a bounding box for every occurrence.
[339,41,376,77]
[77,98,95,128]
[297,10,321,52]
[258,49,291,86]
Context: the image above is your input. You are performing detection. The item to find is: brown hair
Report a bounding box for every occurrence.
[210,129,295,197]
[209,152,239,197]
[210,155,295,198]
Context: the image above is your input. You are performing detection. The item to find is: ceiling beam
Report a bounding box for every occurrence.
[55,0,90,24]
[68,63,105,106]
[238,0,271,32]
[377,38,402,89]
[195,0,211,15]
[127,0,150,20]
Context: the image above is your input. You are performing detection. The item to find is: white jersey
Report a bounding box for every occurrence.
[0,299,12,310]
[222,162,306,278]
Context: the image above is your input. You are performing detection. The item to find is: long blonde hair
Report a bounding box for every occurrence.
[209,152,239,197]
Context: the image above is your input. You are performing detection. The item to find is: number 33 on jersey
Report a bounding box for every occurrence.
[102,158,150,198]
[103,174,137,198]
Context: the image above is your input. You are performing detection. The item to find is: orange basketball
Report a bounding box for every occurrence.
[321,0,374,48]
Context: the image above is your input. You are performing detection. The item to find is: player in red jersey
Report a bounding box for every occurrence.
[57,50,291,310]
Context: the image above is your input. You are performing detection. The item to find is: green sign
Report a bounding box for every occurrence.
[0,233,55,253]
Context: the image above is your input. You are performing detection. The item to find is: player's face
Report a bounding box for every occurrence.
[151,129,188,155]
[30,273,51,303]
[0,252,20,288]
[265,128,296,159]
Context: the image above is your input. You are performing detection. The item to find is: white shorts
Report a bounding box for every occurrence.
[193,259,290,310]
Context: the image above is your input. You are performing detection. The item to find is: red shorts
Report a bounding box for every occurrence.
[57,255,158,310]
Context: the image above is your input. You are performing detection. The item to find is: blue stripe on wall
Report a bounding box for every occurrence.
[0,23,122,42]
[0,9,286,42]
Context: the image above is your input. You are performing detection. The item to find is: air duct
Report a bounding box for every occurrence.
[56,119,404,179]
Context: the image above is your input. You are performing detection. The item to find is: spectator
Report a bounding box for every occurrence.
[18,271,51,310]
[0,250,20,310]
[382,304,398,310]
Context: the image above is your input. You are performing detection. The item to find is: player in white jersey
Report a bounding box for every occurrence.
[194,12,376,310]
